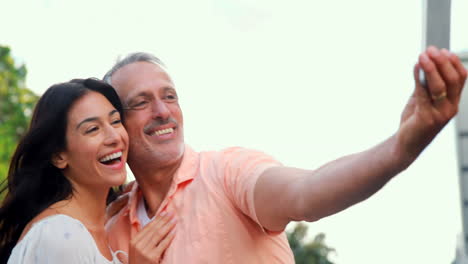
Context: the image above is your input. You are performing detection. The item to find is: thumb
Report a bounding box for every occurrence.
[413,63,432,106]
[106,193,130,221]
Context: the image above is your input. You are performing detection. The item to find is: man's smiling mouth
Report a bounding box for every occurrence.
[152,127,174,136]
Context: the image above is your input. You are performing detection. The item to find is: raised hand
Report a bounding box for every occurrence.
[398,46,467,165]
[128,211,176,264]
[105,181,135,221]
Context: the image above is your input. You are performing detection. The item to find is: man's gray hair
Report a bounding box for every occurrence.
[103,52,166,85]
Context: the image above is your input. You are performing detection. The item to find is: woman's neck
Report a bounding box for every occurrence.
[18,183,110,244]
[49,184,113,260]
[52,184,108,230]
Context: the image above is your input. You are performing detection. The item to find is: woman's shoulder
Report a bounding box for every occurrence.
[22,211,86,238]
[33,214,87,234]
[8,214,97,263]
[18,214,91,246]
[19,205,70,240]
[22,214,92,246]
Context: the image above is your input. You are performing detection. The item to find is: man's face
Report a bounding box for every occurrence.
[110,62,184,168]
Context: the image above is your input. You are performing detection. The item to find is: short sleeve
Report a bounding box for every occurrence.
[8,215,98,264]
[221,147,282,228]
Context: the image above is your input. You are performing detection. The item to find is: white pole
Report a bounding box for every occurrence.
[419,0,451,85]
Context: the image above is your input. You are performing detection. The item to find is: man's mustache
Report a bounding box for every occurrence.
[143,117,178,134]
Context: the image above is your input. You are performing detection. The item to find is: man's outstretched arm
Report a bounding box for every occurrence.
[254,47,467,232]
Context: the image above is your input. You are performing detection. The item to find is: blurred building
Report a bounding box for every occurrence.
[454,52,468,264]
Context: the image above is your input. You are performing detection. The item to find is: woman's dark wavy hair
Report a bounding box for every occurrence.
[0,78,124,262]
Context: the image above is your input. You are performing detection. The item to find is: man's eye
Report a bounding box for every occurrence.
[165,94,177,101]
[131,101,148,108]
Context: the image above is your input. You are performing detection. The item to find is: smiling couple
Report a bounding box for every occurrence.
[1,47,467,263]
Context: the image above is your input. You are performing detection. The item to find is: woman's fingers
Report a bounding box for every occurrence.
[147,213,176,248]
[132,211,176,251]
[149,228,176,260]
[105,193,129,220]
[122,181,135,193]
[128,211,177,264]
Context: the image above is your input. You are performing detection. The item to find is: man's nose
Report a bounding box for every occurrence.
[151,100,170,120]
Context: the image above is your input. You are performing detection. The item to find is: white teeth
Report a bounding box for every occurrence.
[152,128,174,136]
[99,151,122,163]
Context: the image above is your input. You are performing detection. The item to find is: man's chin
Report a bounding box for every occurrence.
[150,143,184,161]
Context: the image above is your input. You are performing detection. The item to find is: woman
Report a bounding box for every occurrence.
[0,78,175,263]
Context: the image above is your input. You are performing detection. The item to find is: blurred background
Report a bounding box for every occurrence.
[1,0,468,263]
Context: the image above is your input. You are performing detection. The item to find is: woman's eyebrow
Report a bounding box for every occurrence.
[76,117,98,130]
[76,110,118,130]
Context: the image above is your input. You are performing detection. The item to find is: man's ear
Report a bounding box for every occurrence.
[51,152,68,169]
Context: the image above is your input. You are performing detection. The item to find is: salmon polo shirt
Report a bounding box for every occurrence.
[106,145,294,263]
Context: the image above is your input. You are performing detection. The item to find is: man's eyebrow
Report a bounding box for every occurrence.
[76,110,119,130]
[163,87,176,92]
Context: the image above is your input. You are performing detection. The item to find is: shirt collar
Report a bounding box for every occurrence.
[126,144,199,225]
[172,145,199,185]
[127,182,142,226]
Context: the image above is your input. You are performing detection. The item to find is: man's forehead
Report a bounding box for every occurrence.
[112,62,173,96]
[112,62,165,84]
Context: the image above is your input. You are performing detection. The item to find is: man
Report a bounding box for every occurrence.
[104,47,467,263]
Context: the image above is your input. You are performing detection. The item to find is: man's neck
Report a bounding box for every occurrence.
[131,158,183,218]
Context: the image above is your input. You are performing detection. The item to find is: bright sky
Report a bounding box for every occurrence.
[2,0,468,263]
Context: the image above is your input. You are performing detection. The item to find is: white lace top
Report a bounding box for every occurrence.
[8,214,126,264]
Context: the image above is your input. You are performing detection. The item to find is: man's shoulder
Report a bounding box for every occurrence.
[196,146,281,178]
[199,146,265,159]
[202,146,280,163]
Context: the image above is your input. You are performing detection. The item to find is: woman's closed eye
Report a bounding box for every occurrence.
[111,119,122,125]
[85,126,99,134]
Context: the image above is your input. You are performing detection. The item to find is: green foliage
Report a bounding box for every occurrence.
[287,223,335,264]
[0,46,38,197]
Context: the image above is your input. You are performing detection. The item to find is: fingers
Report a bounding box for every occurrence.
[147,212,177,248]
[129,211,177,264]
[144,221,176,261]
[419,48,448,104]
[418,46,467,106]
[413,64,430,100]
[132,211,176,250]
[150,228,176,259]
[449,52,468,81]
[431,48,459,102]
[123,180,136,193]
[105,193,129,220]
[448,52,468,101]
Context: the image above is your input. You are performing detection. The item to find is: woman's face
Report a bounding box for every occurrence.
[55,91,129,189]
